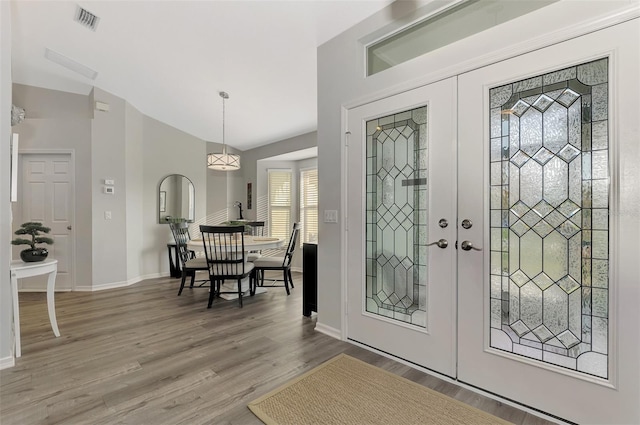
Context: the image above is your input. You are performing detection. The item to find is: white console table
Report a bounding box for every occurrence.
[10,259,60,358]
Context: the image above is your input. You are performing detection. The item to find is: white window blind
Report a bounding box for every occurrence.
[300,168,318,245]
[268,170,292,241]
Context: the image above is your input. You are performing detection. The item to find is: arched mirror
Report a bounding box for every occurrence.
[158,174,195,223]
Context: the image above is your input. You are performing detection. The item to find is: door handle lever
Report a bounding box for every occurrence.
[461,240,482,251]
[426,239,448,249]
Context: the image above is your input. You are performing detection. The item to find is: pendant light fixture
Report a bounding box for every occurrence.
[207,91,241,171]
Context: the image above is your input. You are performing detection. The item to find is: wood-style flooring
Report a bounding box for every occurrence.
[1,272,558,424]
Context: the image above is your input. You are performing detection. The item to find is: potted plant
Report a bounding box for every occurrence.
[11,222,54,262]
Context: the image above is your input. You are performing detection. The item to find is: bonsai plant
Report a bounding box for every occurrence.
[11,222,54,262]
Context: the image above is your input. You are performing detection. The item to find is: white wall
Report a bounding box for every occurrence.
[316,0,636,332]
[0,1,14,367]
[12,84,93,289]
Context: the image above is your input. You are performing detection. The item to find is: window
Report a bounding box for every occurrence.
[366,0,557,76]
[300,168,318,245]
[268,169,292,240]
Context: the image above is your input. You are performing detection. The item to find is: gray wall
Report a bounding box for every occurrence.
[91,88,128,286]
[1,1,13,365]
[141,115,207,277]
[125,103,144,280]
[10,84,214,287]
[12,84,93,289]
[206,162,230,227]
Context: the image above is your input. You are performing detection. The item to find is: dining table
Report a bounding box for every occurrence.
[186,235,285,296]
[187,235,285,253]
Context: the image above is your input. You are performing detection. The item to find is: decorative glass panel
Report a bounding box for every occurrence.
[489,58,609,379]
[366,106,427,327]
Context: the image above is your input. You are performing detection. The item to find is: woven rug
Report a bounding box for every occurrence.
[248,354,513,425]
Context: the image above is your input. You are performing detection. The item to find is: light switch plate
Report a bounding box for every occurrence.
[324,210,338,223]
[104,186,115,194]
[104,179,114,185]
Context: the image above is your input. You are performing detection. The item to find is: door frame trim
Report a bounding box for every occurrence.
[18,149,76,291]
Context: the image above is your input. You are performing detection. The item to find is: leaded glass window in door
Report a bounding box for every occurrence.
[489,58,609,378]
[366,107,428,328]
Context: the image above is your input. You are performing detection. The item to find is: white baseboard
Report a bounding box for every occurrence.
[18,281,72,292]
[75,272,169,291]
[314,322,342,340]
[0,355,15,370]
[18,287,72,293]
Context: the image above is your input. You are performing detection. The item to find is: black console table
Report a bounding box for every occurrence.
[303,243,317,316]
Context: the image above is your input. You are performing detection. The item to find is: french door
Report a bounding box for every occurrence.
[346,19,639,424]
[346,78,457,377]
[457,20,639,424]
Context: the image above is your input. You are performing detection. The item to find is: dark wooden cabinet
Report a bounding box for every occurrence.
[302,243,317,316]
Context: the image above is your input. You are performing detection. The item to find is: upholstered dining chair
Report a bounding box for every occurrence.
[245,221,265,262]
[252,222,300,295]
[169,221,209,296]
[200,225,255,308]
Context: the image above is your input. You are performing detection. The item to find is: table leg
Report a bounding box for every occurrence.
[46,269,60,337]
[10,272,21,358]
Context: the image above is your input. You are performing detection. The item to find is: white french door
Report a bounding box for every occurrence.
[457,20,639,424]
[346,19,639,424]
[346,78,457,377]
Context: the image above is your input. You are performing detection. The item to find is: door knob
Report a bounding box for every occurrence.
[461,240,482,251]
[67,225,72,230]
[426,239,448,249]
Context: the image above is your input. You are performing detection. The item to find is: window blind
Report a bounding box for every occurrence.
[300,168,318,245]
[268,170,292,241]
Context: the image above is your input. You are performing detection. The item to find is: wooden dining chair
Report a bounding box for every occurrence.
[245,221,265,262]
[200,225,255,308]
[169,221,209,296]
[252,223,300,295]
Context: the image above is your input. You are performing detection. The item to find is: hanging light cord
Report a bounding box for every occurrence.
[219,91,230,155]
[221,93,226,155]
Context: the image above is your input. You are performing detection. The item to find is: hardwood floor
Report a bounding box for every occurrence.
[1,272,558,424]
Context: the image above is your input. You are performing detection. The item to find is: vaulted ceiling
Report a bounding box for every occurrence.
[11,0,393,150]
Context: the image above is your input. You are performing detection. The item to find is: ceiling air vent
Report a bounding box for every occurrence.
[74,6,100,31]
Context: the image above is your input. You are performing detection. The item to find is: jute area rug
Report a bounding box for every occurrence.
[248,354,513,425]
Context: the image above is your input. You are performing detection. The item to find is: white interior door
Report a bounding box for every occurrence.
[457,20,639,424]
[346,78,457,377]
[16,153,74,290]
